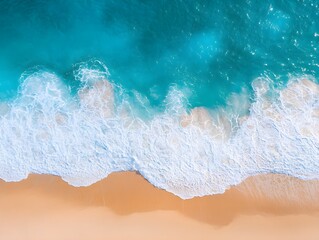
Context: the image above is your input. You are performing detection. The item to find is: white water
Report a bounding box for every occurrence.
[0,61,318,199]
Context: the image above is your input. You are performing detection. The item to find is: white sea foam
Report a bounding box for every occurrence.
[0,61,318,199]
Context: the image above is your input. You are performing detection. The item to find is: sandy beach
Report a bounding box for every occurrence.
[0,172,319,240]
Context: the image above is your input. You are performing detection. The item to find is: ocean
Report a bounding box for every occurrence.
[0,0,318,198]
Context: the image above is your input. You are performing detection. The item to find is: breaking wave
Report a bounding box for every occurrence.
[0,61,318,199]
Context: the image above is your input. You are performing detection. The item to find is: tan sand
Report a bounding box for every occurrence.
[0,172,319,240]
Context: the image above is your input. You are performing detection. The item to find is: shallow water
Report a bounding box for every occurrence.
[0,0,318,105]
[0,0,318,198]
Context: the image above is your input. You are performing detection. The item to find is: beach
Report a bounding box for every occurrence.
[0,1,318,239]
[0,172,318,240]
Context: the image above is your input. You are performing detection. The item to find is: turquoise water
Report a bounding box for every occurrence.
[0,1,319,198]
[0,0,318,107]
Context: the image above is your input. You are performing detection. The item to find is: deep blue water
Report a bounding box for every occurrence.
[0,0,318,107]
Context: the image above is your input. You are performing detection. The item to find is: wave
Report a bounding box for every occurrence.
[0,60,318,199]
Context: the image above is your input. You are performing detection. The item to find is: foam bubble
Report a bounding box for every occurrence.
[0,63,318,199]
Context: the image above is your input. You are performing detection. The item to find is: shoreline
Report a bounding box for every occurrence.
[0,172,319,239]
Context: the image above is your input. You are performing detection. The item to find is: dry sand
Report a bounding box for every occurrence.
[0,172,319,240]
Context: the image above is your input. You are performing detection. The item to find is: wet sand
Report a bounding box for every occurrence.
[0,172,319,240]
